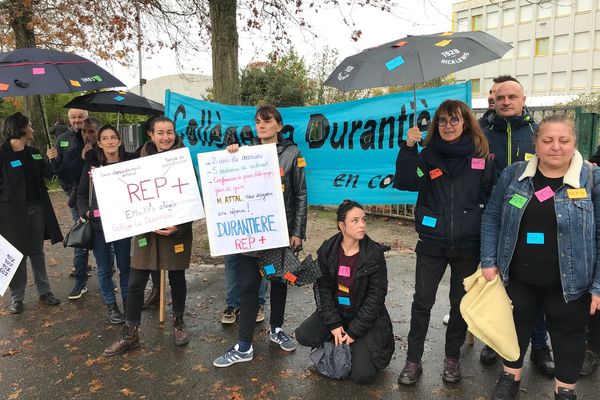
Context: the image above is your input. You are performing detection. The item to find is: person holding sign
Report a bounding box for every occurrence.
[0,112,63,314]
[481,115,600,400]
[393,100,495,385]
[77,125,135,324]
[213,104,307,367]
[295,200,394,383]
[104,116,193,356]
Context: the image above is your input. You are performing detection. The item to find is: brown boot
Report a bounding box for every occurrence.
[142,287,159,309]
[103,324,140,357]
[173,316,190,346]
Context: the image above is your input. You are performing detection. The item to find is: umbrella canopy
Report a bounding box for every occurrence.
[63,90,164,116]
[0,48,124,98]
[325,31,512,91]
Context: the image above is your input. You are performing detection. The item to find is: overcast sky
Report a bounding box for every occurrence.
[98,1,453,88]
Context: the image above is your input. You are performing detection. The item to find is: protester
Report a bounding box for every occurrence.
[104,116,192,356]
[77,125,134,324]
[480,115,600,400]
[221,254,268,324]
[0,112,63,314]
[295,200,394,384]
[213,104,307,367]
[481,80,555,375]
[393,100,495,385]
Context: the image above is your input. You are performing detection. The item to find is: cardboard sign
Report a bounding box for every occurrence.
[92,147,205,242]
[198,144,290,256]
[0,233,24,296]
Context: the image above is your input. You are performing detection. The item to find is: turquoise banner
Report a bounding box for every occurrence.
[165,82,471,205]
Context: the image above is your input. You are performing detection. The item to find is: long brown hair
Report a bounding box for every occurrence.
[96,125,124,165]
[424,99,489,158]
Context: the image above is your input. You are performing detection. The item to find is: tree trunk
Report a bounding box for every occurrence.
[8,0,49,150]
[209,0,240,105]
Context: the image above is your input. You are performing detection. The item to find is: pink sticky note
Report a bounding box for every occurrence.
[535,186,554,203]
[32,67,45,75]
[93,209,101,217]
[471,158,485,170]
[338,265,351,277]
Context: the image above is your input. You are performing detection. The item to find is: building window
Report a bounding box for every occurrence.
[487,11,499,28]
[576,0,593,12]
[471,79,481,95]
[574,32,591,51]
[518,40,531,58]
[592,69,600,87]
[535,38,549,56]
[572,70,587,88]
[557,1,572,15]
[554,34,570,53]
[502,48,514,60]
[595,30,600,49]
[503,8,515,25]
[520,4,534,22]
[484,78,494,93]
[472,14,483,31]
[516,75,530,92]
[533,73,547,92]
[457,18,469,32]
[552,72,567,89]
[538,4,553,18]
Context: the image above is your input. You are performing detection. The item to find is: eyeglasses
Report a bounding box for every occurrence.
[438,116,461,127]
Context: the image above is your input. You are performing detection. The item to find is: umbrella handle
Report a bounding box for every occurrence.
[413,84,417,128]
[36,95,52,149]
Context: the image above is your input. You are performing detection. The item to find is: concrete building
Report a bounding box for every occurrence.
[129,73,212,104]
[452,0,600,104]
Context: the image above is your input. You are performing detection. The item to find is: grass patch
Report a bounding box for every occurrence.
[45,178,62,192]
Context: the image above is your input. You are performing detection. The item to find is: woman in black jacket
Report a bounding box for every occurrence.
[393,99,495,386]
[295,200,394,384]
[0,112,63,314]
[77,125,134,324]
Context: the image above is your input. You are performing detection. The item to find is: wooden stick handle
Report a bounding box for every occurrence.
[159,269,166,326]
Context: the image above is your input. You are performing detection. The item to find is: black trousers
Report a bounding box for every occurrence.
[238,254,287,343]
[504,278,589,384]
[406,253,479,362]
[126,268,187,325]
[586,311,600,353]
[296,312,377,384]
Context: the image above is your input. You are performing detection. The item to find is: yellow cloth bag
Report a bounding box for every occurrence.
[459,269,520,362]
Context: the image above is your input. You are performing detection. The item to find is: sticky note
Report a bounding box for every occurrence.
[0,83,8,91]
[338,265,351,277]
[509,193,527,209]
[524,152,534,161]
[338,296,351,306]
[526,232,544,245]
[32,154,42,160]
[281,184,285,192]
[93,209,101,218]
[69,79,81,87]
[435,39,453,47]
[416,167,424,177]
[280,167,284,176]
[535,186,554,203]
[32,67,45,75]
[385,55,405,71]
[10,160,22,168]
[471,158,485,170]
[114,95,125,101]
[422,215,437,228]
[174,244,184,253]
[439,31,453,36]
[567,188,588,199]
[338,284,350,293]
[297,157,306,167]
[264,264,276,275]
[429,168,443,180]
[393,41,408,47]
[138,238,147,247]
[60,141,69,147]
[92,75,103,82]
[284,272,297,284]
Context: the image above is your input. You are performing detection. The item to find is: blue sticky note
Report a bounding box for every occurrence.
[385,55,405,71]
[10,160,22,168]
[114,95,125,101]
[422,216,437,228]
[526,232,544,245]
[263,264,276,275]
[338,296,351,306]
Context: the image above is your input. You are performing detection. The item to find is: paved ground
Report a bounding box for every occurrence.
[1,195,600,399]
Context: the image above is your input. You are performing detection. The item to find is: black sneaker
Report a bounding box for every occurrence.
[580,349,600,376]
[398,360,423,386]
[490,372,520,400]
[555,387,577,400]
[39,292,60,306]
[107,303,125,325]
[480,344,499,365]
[530,346,555,376]
[9,300,23,314]
[68,284,88,300]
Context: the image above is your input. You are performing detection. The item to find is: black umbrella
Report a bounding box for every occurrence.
[63,90,164,116]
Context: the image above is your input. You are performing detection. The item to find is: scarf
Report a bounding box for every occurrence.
[431,134,474,177]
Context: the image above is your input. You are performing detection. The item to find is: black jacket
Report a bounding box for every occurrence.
[51,128,85,192]
[393,142,495,249]
[314,233,395,370]
[0,141,63,253]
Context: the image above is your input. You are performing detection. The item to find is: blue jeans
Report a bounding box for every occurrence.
[224,254,266,308]
[68,199,89,285]
[92,230,131,305]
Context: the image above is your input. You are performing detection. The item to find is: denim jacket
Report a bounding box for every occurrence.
[480,150,600,302]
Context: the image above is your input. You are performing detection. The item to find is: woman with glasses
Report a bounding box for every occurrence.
[393,100,495,386]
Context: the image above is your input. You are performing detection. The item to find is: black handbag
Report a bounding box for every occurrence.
[256,247,322,286]
[63,177,94,249]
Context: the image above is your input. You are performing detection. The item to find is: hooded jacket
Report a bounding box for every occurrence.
[313,233,395,370]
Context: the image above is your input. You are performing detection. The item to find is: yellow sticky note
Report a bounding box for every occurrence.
[281,184,285,192]
[439,31,453,36]
[524,152,534,161]
[338,284,350,293]
[435,40,452,47]
[567,188,588,199]
[174,244,184,253]
[297,157,307,168]
[70,80,81,87]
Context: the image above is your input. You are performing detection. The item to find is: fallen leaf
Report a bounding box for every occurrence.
[254,382,276,400]
[42,321,55,328]
[8,388,21,400]
[367,389,384,399]
[120,363,132,372]
[192,364,208,372]
[170,375,186,385]
[71,332,92,341]
[66,372,74,380]
[21,339,33,346]
[85,356,107,366]
[120,388,135,396]
[89,379,103,393]
[277,369,293,378]
[13,328,28,337]
[251,378,258,382]
[0,339,10,346]
[48,258,58,266]
[2,349,21,357]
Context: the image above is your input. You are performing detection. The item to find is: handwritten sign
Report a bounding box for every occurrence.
[0,233,24,296]
[92,147,205,242]
[198,144,289,256]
